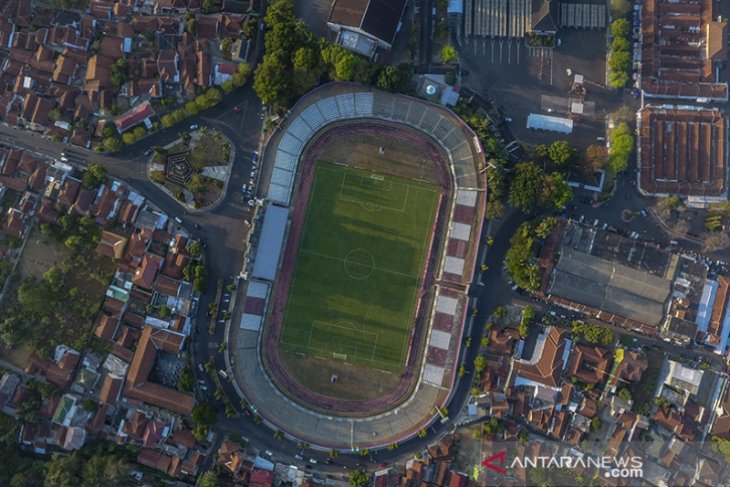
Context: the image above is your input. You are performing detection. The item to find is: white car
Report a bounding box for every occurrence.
[265,450,273,457]
[309,458,317,464]
[190,124,199,130]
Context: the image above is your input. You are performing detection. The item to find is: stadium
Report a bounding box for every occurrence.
[228,83,486,450]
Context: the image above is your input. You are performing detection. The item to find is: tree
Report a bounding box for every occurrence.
[48,107,62,121]
[608,70,630,89]
[547,140,575,166]
[611,36,630,53]
[220,37,233,60]
[254,54,291,106]
[44,453,81,487]
[712,435,730,463]
[543,172,573,209]
[534,144,549,159]
[590,417,603,431]
[440,45,458,63]
[584,144,608,172]
[202,0,216,12]
[608,122,634,173]
[110,59,128,88]
[474,355,487,373]
[122,132,136,145]
[609,50,631,73]
[376,64,413,93]
[509,162,545,212]
[292,45,322,92]
[611,0,631,15]
[618,388,632,401]
[102,137,123,152]
[659,195,681,211]
[349,470,370,487]
[518,306,535,338]
[81,163,107,189]
[610,18,631,38]
[571,320,614,345]
[242,17,258,39]
[505,222,541,292]
[199,471,219,487]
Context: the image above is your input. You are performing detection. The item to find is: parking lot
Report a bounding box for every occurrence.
[459,29,638,149]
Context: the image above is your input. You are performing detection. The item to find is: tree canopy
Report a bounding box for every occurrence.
[571,320,614,345]
[508,162,573,212]
[547,140,576,166]
[608,122,634,173]
[505,221,542,292]
[440,45,458,64]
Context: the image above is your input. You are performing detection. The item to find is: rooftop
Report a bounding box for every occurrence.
[638,106,727,198]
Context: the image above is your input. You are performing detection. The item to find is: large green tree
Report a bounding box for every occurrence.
[509,162,546,212]
[82,163,107,189]
[547,140,576,166]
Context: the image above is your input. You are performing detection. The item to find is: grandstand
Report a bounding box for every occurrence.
[227,83,486,450]
[265,90,481,207]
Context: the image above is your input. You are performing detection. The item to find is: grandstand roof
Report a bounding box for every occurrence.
[252,204,288,281]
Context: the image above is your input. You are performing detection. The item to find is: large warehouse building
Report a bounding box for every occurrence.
[637,105,728,203]
[640,0,728,101]
[546,222,675,328]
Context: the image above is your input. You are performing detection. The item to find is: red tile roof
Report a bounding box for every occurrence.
[123,326,194,415]
[114,101,154,132]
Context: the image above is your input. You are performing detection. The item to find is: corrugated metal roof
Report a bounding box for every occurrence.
[252,204,289,281]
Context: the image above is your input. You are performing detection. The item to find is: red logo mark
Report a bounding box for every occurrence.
[482,451,507,475]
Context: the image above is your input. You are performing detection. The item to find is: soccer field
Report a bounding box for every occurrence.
[279,160,439,373]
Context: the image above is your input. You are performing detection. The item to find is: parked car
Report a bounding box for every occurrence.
[190,124,199,130]
[144,148,153,156]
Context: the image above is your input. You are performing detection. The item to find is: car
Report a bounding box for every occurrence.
[252,151,259,162]
[640,209,648,217]
[250,170,256,178]
[59,156,69,162]
[294,455,304,461]
[234,106,241,114]
[174,216,183,225]
[198,364,204,373]
[248,199,256,207]
[309,458,317,464]
[190,124,199,130]
[242,184,249,193]
[218,369,229,379]
[592,219,599,227]
[264,450,273,457]
[144,149,153,156]
[194,223,201,230]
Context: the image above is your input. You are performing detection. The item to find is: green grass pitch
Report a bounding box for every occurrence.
[279,160,439,372]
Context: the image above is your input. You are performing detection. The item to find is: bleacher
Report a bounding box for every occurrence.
[266,87,483,206]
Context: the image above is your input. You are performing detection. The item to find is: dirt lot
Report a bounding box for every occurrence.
[318,130,442,184]
[19,229,61,279]
[278,350,402,403]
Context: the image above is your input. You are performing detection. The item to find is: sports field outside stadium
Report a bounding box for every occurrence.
[279,160,439,373]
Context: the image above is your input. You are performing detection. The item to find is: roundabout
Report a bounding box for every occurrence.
[227,83,487,450]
